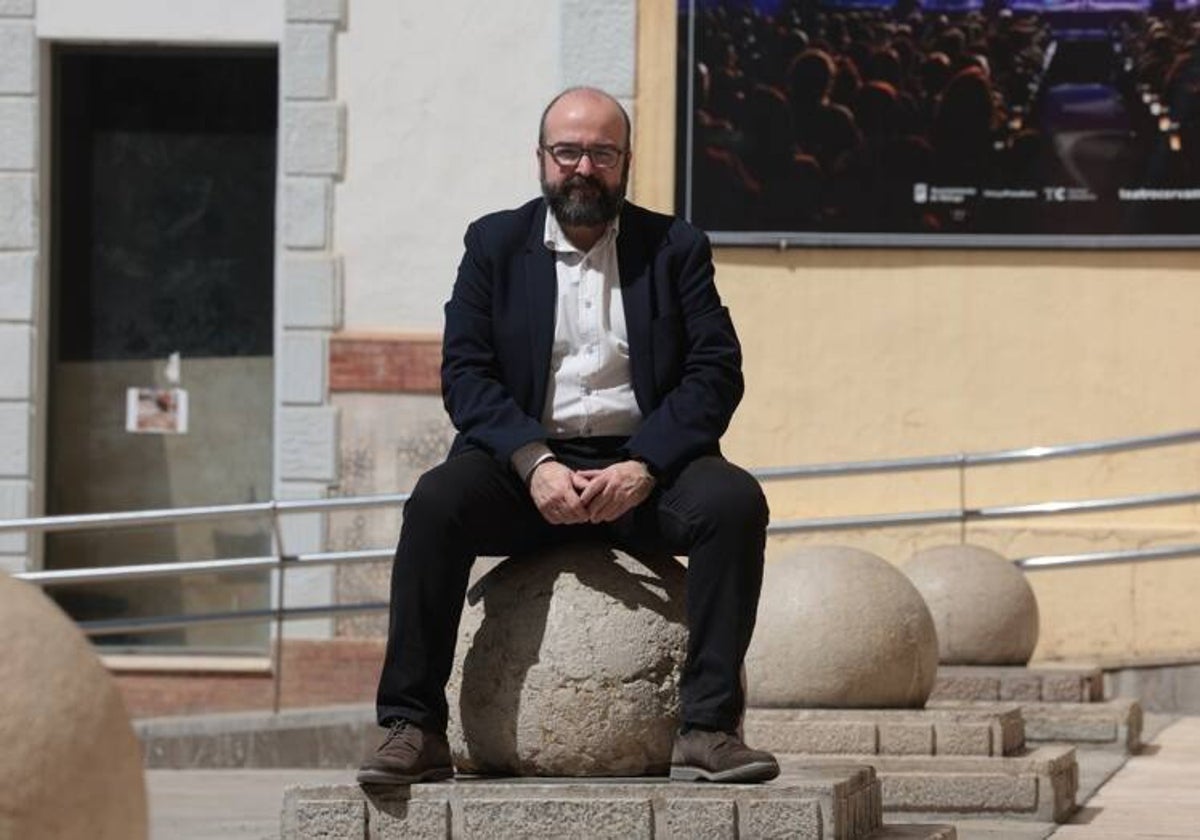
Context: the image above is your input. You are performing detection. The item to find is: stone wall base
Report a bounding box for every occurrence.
[112,638,384,718]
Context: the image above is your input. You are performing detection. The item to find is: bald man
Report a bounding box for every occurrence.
[358,87,778,785]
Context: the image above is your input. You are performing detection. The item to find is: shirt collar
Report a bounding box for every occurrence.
[543,206,620,255]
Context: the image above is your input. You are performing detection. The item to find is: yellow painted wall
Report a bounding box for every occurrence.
[633,0,1200,664]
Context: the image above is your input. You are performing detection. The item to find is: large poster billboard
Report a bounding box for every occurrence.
[678,0,1200,246]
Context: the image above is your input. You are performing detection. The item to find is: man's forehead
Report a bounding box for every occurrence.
[544,93,624,134]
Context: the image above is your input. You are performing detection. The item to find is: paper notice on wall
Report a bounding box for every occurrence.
[125,387,189,434]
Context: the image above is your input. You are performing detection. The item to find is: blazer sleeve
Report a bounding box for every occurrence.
[625,228,744,476]
[441,222,547,463]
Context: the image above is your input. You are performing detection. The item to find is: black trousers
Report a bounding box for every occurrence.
[374,441,768,734]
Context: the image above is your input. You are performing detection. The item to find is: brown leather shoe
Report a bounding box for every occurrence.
[669,728,780,783]
[356,719,454,785]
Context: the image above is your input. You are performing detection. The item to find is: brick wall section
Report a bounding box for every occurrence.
[329,334,442,393]
[114,638,386,718]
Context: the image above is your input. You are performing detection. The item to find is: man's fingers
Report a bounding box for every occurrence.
[544,483,588,525]
[587,484,628,522]
[535,461,652,525]
[579,478,604,505]
[559,491,588,522]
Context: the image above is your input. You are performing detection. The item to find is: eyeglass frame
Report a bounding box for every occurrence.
[539,143,628,170]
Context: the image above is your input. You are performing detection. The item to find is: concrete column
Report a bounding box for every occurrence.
[277,0,346,639]
[560,0,637,124]
[0,0,36,572]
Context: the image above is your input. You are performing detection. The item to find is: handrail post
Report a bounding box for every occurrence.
[269,502,286,715]
[957,453,968,545]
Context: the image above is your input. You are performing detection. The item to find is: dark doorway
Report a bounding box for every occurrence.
[47,47,278,653]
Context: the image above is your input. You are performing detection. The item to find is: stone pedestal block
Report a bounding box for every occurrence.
[904,545,1039,666]
[447,544,688,776]
[782,745,1079,823]
[747,547,939,708]
[282,765,907,840]
[0,574,147,839]
[931,664,1104,704]
[744,706,1026,757]
[930,698,1143,753]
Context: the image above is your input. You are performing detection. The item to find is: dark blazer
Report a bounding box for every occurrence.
[441,198,744,479]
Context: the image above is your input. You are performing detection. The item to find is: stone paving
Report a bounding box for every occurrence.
[1050,715,1200,839]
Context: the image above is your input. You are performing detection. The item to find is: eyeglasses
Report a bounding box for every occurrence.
[541,144,626,169]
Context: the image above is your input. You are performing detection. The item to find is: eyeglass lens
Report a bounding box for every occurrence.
[547,145,621,168]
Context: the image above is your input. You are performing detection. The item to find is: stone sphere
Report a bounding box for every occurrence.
[746,546,939,708]
[0,574,147,840]
[903,544,1039,665]
[448,544,688,776]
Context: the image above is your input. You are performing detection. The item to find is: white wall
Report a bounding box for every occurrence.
[37,0,283,43]
[335,3,561,330]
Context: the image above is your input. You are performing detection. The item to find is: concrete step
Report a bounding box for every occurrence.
[931,666,1103,704]
[781,746,1078,823]
[745,706,1025,758]
[136,704,379,768]
[929,699,1142,753]
[281,765,903,840]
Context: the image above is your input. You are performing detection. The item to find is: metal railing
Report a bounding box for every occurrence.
[8,426,1200,659]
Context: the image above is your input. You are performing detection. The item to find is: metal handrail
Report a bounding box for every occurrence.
[751,427,1200,481]
[36,539,1200,638]
[4,426,1199,644]
[0,493,412,534]
[767,489,1200,534]
[26,537,1200,638]
[14,486,1200,588]
[4,426,1197,534]
[17,548,394,586]
[78,601,391,637]
[1017,542,1200,569]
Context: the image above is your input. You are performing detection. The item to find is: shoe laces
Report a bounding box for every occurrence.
[381,719,422,757]
[708,730,741,754]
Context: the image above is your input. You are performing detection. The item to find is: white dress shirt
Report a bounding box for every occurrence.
[510,209,643,481]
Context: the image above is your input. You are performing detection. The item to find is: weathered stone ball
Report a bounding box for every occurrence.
[448,544,688,776]
[746,546,939,708]
[0,574,147,839]
[903,544,1039,665]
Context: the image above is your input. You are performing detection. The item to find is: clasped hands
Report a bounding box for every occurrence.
[530,459,655,525]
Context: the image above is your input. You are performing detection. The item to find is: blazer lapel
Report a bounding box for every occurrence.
[524,202,557,416]
[617,207,655,413]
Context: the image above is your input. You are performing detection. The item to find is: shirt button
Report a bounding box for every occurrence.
[584,300,593,309]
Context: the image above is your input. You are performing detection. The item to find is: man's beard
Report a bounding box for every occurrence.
[541,167,627,227]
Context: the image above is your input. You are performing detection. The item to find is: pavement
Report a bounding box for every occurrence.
[148,769,348,840]
[1050,715,1200,839]
[146,715,1196,840]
